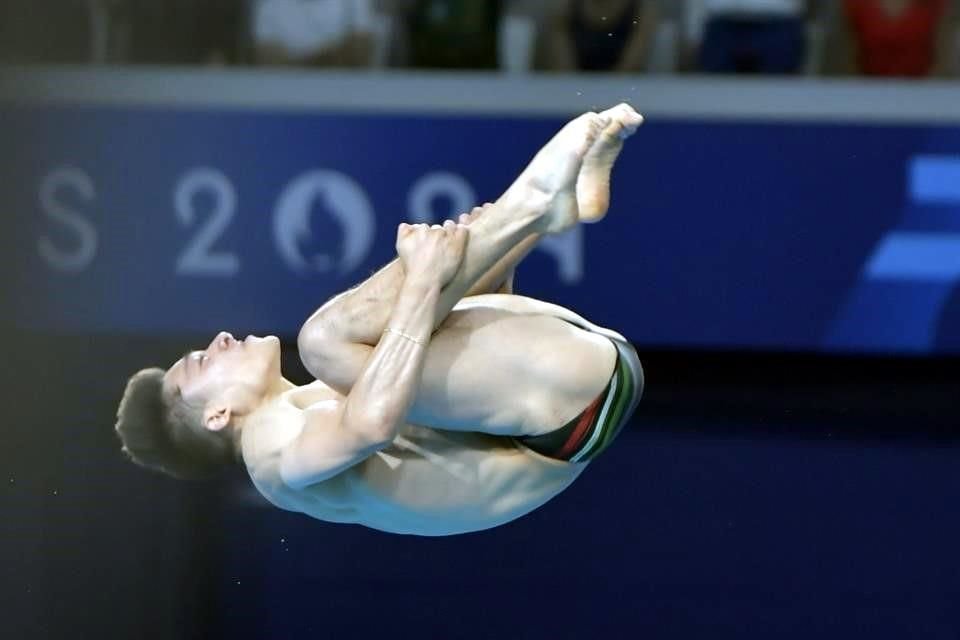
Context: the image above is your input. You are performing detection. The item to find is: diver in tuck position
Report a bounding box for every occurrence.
[116,103,645,536]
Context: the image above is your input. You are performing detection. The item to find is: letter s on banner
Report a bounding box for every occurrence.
[38,167,98,274]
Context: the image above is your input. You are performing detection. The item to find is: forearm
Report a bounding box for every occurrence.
[340,277,440,441]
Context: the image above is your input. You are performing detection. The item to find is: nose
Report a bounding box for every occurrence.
[212,331,235,351]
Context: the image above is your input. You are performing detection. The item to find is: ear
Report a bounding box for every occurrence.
[203,404,232,432]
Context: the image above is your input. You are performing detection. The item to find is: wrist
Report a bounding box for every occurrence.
[401,270,443,296]
[383,327,426,346]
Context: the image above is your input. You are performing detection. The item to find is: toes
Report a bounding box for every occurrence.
[568,111,599,132]
[613,102,638,119]
[587,115,609,143]
[598,103,629,121]
[601,119,627,142]
[596,103,643,140]
[621,110,644,137]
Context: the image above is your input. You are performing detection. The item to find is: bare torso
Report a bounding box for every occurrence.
[244,411,584,536]
[242,296,617,536]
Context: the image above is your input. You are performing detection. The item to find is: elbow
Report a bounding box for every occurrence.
[361,416,400,450]
[347,407,400,450]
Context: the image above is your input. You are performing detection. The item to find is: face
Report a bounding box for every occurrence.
[164,332,283,431]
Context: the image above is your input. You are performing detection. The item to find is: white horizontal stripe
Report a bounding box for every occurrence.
[2,67,960,123]
[866,232,960,281]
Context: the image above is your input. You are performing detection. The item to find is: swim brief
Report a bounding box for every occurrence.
[518,325,643,463]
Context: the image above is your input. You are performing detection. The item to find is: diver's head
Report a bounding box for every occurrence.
[116,333,285,479]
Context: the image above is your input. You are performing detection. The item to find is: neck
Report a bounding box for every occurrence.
[230,376,299,454]
[269,376,298,398]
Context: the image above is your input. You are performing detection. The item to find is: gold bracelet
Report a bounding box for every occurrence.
[384,327,426,346]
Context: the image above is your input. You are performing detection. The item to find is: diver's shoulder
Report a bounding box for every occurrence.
[244,456,300,512]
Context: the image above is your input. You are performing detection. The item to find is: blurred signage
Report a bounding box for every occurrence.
[2,104,959,354]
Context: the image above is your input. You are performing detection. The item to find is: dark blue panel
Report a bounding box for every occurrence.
[3,105,960,354]
[215,426,960,639]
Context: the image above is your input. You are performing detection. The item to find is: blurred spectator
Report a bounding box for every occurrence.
[252,0,383,67]
[0,0,100,63]
[386,0,504,69]
[111,0,249,65]
[541,0,659,72]
[826,0,959,77]
[686,0,810,73]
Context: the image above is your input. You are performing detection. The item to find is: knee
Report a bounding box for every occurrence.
[297,323,336,377]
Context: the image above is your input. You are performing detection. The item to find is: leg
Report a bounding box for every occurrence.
[302,104,644,393]
[306,110,603,343]
[459,204,525,296]
[302,111,611,393]
[577,103,643,222]
[462,100,643,291]
[407,295,620,438]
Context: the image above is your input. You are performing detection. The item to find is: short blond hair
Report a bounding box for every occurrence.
[115,368,238,480]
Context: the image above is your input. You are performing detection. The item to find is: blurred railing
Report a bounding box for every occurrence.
[2,66,960,123]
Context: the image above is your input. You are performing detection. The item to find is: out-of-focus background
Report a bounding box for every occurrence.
[1,1,959,638]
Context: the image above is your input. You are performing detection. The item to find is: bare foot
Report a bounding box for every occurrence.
[576,103,644,223]
[500,112,609,234]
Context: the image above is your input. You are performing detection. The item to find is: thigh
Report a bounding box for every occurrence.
[408,299,618,437]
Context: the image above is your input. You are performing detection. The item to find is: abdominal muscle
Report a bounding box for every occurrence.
[260,422,584,537]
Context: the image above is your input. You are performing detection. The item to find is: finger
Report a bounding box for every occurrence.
[459,214,471,225]
[443,219,456,231]
[431,224,444,231]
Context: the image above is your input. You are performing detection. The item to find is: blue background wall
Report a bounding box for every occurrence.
[4,105,960,353]
[2,81,959,640]
[218,427,960,639]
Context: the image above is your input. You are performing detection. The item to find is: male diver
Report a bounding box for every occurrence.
[116,104,645,536]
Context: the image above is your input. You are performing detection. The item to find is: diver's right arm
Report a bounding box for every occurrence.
[279,224,465,489]
[279,277,440,489]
